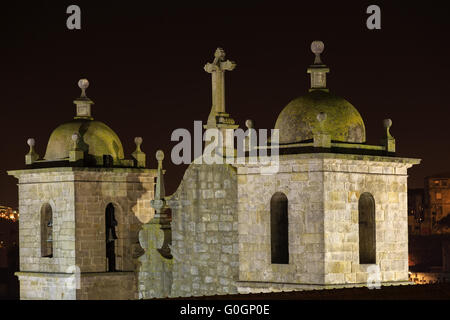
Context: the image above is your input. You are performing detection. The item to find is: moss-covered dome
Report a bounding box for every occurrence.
[274,90,366,144]
[44,119,125,161]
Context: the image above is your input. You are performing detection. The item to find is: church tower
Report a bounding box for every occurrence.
[236,41,421,292]
[8,79,156,300]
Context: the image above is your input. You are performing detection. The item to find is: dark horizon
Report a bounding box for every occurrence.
[1,1,450,208]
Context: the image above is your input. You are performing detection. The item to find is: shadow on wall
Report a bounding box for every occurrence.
[126,173,150,288]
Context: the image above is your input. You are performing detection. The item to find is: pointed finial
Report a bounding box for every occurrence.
[150,149,172,259]
[156,150,164,164]
[153,150,166,204]
[311,41,325,65]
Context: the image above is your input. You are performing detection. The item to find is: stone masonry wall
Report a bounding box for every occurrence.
[13,170,77,274]
[237,156,325,289]
[78,272,136,300]
[322,156,413,285]
[168,163,239,297]
[73,169,156,274]
[137,223,173,299]
[236,153,418,292]
[9,167,156,300]
[16,272,76,300]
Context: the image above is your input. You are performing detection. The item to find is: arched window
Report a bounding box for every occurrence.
[270,192,289,264]
[359,193,376,264]
[105,203,118,272]
[41,203,53,258]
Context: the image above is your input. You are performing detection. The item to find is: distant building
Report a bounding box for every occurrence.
[424,173,450,234]
[408,189,425,235]
[0,206,19,223]
[408,174,450,284]
[407,174,450,236]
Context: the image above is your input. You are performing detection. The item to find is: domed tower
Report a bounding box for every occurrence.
[8,79,157,300]
[236,42,421,293]
[274,41,366,146]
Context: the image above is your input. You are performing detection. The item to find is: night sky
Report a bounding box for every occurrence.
[1,1,449,208]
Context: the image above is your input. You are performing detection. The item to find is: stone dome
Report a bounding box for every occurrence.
[44,119,125,161]
[274,90,366,144]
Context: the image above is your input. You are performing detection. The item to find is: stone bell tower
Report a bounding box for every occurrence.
[236,41,421,293]
[8,79,157,300]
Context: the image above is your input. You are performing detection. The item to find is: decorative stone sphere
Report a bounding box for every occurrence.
[71,133,79,142]
[156,150,164,161]
[317,112,327,123]
[135,137,143,145]
[27,138,35,147]
[311,41,325,55]
[383,119,392,128]
[78,79,89,90]
[245,119,254,129]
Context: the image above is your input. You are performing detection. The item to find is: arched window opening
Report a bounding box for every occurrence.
[105,203,118,272]
[359,193,376,264]
[41,203,53,258]
[271,192,289,264]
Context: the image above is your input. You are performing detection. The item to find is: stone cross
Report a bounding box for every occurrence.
[204,48,236,115]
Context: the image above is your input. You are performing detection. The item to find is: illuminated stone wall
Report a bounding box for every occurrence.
[236,153,417,293]
[167,163,239,297]
[9,167,156,300]
[236,156,325,292]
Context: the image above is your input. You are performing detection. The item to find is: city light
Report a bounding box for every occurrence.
[0,206,19,222]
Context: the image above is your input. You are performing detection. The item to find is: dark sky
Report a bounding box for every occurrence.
[1,1,449,208]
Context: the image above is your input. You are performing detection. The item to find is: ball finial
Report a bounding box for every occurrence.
[311,41,325,55]
[71,133,80,142]
[27,138,35,147]
[317,112,327,123]
[135,137,143,145]
[78,79,89,90]
[245,119,254,129]
[78,79,89,98]
[156,150,164,162]
[383,119,392,129]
